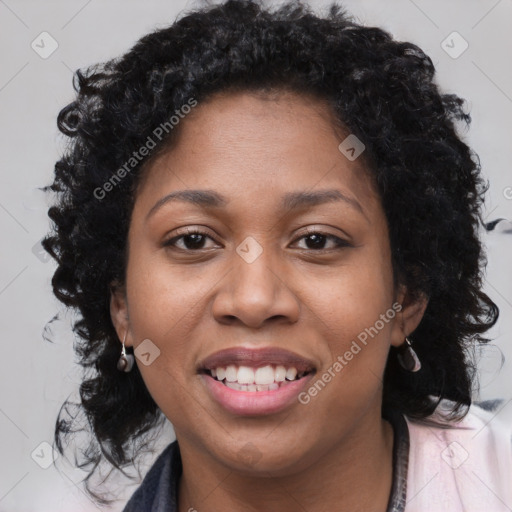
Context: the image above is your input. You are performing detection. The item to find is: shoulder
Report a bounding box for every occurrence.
[122,440,181,512]
[403,398,512,512]
[406,398,512,444]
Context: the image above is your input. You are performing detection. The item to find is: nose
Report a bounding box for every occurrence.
[212,248,300,329]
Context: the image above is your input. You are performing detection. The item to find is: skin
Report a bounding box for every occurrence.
[111,90,428,511]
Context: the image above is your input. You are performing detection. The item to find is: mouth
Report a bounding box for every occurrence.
[198,347,316,415]
[199,364,312,392]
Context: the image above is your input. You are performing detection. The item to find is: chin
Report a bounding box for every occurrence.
[206,436,314,476]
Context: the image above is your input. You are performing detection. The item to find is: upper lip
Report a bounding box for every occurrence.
[199,347,316,373]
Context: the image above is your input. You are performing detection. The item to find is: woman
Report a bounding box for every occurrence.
[43,1,511,510]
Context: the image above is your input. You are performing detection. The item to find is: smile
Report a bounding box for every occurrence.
[198,347,316,415]
[207,364,309,392]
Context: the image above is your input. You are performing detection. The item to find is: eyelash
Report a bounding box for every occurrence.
[163,227,351,252]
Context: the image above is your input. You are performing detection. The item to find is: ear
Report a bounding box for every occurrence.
[110,281,133,347]
[390,284,429,348]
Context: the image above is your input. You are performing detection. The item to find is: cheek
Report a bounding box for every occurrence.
[310,244,395,341]
[300,246,395,402]
[123,248,213,405]
[126,242,214,339]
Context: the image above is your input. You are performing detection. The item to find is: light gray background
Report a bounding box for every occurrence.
[1,0,511,510]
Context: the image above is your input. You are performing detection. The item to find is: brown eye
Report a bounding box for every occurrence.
[163,229,219,251]
[293,231,351,251]
[177,233,208,250]
[303,233,328,249]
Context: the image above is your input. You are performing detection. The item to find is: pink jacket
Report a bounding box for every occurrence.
[405,400,512,511]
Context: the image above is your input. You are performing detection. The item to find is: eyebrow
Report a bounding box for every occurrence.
[146,188,367,220]
[147,190,228,219]
[281,189,366,218]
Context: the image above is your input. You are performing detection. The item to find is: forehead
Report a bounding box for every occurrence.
[135,90,381,219]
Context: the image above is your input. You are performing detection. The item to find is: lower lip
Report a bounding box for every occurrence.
[201,373,314,416]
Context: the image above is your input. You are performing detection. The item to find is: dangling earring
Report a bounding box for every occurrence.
[117,332,134,372]
[397,336,421,372]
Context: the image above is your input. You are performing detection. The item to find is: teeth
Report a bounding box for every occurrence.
[216,367,225,381]
[225,365,238,382]
[209,364,307,388]
[275,365,286,382]
[237,366,255,384]
[285,367,297,381]
[225,382,280,392]
[254,365,275,385]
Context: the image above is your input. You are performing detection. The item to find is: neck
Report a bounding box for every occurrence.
[177,409,395,512]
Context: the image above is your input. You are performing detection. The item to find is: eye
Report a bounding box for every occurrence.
[163,227,351,253]
[292,229,351,251]
[163,228,220,251]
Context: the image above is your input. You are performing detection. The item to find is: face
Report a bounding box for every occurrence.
[111,90,425,476]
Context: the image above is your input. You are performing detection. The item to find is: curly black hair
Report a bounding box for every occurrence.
[43,0,499,502]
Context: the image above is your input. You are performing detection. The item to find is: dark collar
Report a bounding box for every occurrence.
[384,407,409,512]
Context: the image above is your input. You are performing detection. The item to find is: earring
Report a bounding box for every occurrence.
[397,336,421,372]
[117,332,134,372]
